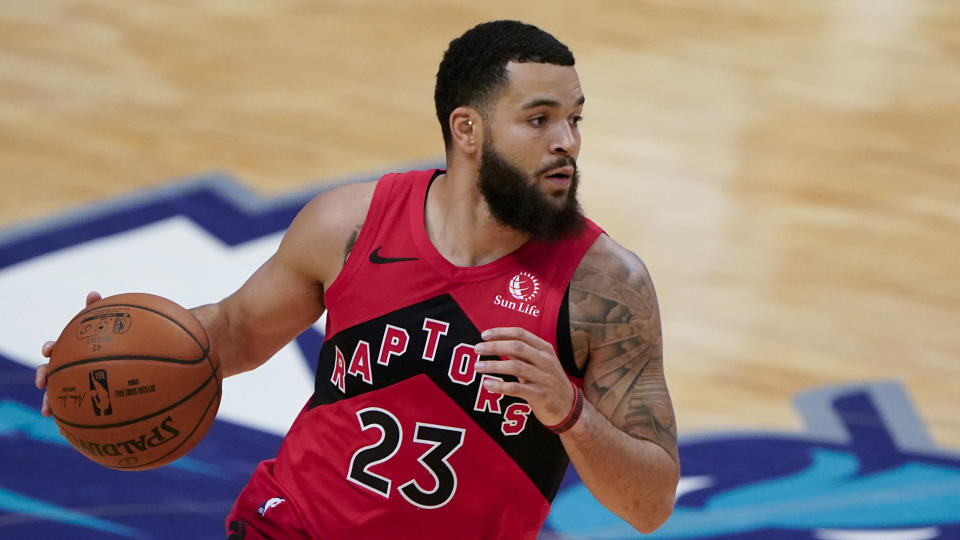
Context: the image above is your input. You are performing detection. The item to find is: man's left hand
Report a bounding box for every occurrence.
[474,327,577,427]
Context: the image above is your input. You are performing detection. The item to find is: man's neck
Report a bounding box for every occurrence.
[424,167,530,267]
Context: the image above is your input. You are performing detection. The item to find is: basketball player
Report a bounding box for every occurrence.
[37,20,679,538]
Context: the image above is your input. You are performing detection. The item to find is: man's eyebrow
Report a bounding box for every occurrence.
[521,95,586,109]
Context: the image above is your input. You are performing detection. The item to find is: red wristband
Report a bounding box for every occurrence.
[544,381,584,435]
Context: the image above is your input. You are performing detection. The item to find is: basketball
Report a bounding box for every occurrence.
[46,293,221,471]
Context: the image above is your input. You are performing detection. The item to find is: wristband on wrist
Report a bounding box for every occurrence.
[544,381,584,435]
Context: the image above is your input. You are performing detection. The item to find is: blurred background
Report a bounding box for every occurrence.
[1,1,958,538]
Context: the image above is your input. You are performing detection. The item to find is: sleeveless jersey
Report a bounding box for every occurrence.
[229,169,603,540]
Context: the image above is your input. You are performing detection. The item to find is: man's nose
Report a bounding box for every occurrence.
[550,123,580,156]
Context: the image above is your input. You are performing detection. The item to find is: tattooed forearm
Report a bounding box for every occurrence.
[571,235,678,459]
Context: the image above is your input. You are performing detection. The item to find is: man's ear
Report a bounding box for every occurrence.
[449,106,482,155]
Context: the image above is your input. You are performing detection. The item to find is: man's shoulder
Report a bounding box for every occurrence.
[568,233,662,370]
[276,180,379,278]
[301,168,436,227]
[303,179,379,225]
[573,233,654,291]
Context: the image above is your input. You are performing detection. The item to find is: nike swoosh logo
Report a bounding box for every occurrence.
[369,246,419,264]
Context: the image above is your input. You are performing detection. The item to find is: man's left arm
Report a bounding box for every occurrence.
[563,234,679,532]
[475,235,678,533]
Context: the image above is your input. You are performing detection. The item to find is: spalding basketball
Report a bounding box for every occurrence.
[47,293,221,470]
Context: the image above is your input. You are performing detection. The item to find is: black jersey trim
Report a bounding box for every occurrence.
[556,286,585,378]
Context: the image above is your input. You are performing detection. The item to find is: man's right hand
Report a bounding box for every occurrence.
[35,291,103,417]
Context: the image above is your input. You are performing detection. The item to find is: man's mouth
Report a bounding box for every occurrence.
[543,166,575,185]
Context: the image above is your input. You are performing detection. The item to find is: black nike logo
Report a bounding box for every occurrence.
[369,246,419,264]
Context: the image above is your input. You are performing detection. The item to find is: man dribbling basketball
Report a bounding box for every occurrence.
[38,20,679,539]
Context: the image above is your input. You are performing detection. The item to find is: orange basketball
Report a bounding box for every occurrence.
[47,293,221,470]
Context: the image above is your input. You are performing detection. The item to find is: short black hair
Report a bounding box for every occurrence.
[434,20,575,150]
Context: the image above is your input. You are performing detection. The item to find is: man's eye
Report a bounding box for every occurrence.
[529,116,546,127]
[571,115,583,127]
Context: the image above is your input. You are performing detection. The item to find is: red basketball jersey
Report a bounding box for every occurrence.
[228,170,603,539]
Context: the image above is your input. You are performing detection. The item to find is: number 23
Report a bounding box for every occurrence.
[348,407,465,509]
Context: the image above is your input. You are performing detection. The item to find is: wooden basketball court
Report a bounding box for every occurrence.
[2,0,957,479]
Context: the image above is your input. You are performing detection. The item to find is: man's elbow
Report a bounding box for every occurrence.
[627,492,675,534]
[626,463,679,533]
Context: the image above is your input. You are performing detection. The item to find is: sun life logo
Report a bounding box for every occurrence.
[508,272,540,302]
[494,272,543,317]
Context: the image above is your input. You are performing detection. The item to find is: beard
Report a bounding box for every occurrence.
[478,141,585,241]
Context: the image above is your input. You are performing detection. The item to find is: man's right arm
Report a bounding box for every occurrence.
[192,180,377,377]
[37,180,376,414]
[190,255,324,378]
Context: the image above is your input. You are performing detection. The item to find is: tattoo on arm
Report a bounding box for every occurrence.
[571,238,678,459]
[343,226,361,266]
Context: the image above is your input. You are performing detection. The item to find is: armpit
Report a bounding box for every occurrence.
[343,224,362,266]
